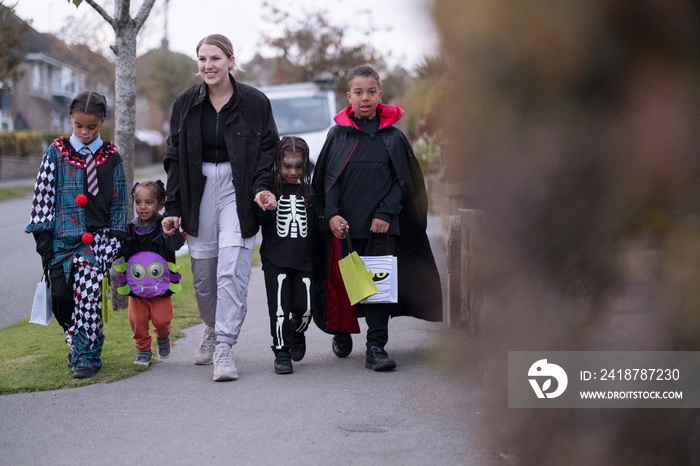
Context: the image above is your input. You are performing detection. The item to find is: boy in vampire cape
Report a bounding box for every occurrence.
[311,66,442,368]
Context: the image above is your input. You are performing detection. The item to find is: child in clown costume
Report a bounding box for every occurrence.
[26,91,127,379]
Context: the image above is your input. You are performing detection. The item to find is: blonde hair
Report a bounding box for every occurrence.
[196,34,243,74]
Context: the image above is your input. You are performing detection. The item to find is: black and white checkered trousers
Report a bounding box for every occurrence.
[65,231,121,348]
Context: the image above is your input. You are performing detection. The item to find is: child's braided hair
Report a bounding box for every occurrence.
[69,91,108,118]
[274,136,314,205]
[131,180,166,204]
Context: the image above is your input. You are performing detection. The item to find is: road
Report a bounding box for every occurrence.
[0,193,43,329]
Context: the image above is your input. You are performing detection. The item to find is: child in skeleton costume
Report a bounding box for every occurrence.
[115,181,185,367]
[258,137,326,374]
[26,91,127,379]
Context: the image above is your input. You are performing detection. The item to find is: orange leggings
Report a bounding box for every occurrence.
[128,296,173,352]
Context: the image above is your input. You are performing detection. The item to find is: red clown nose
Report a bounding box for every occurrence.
[75,194,88,206]
[82,232,94,244]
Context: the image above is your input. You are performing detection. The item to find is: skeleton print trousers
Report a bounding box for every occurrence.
[263,265,313,354]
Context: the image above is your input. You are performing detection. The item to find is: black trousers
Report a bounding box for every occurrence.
[339,234,396,349]
[49,263,74,331]
[263,265,313,354]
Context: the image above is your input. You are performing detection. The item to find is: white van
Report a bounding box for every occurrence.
[260,81,337,169]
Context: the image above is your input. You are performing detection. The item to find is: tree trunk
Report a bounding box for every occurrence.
[114,26,137,199]
[79,0,157,311]
[111,24,138,312]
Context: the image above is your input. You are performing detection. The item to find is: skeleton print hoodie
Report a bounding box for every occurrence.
[258,183,326,272]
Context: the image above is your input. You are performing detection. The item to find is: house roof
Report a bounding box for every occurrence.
[5,6,113,79]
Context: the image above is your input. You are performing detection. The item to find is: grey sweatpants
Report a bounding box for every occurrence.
[188,162,255,346]
[191,249,253,345]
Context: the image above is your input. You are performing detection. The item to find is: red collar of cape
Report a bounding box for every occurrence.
[54,137,117,169]
[333,103,404,130]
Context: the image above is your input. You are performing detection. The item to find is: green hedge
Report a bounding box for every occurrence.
[0,130,63,157]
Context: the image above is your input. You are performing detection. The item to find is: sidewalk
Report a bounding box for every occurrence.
[0,213,488,465]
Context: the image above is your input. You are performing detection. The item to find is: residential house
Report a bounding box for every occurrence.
[3,8,114,134]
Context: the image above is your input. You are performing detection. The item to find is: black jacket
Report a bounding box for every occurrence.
[311,104,443,330]
[164,75,279,238]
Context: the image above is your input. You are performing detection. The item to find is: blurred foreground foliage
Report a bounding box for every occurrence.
[434,0,700,463]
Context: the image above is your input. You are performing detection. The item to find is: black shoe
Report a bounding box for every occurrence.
[365,346,396,371]
[274,352,293,374]
[157,337,171,359]
[290,333,306,362]
[72,366,96,379]
[332,333,353,358]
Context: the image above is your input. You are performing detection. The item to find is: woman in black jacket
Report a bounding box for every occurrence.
[162,34,279,382]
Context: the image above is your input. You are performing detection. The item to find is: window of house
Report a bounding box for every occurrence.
[63,68,75,95]
[0,110,13,131]
[52,67,62,95]
[50,110,62,132]
[32,63,41,91]
[41,65,50,94]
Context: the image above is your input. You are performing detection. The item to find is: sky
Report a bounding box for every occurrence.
[12,0,440,71]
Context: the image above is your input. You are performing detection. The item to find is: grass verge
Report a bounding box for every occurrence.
[0,167,164,201]
[0,185,33,201]
[0,255,200,395]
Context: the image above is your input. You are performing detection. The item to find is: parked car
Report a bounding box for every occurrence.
[260,80,337,169]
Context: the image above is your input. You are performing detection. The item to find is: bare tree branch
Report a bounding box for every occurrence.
[134,0,156,30]
[115,0,130,23]
[83,0,115,29]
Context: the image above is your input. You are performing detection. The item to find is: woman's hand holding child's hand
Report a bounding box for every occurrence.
[162,216,180,236]
[255,191,277,211]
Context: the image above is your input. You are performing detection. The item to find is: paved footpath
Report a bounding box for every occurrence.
[0,170,490,465]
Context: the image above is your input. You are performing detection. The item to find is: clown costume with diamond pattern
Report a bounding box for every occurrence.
[25,135,128,374]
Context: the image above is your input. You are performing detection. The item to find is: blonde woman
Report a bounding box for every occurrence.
[163,34,279,381]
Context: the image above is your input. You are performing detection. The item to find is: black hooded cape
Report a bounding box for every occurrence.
[311,104,443,333]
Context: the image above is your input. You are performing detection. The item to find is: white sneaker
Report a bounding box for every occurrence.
[212,343,238,381]
[194,326,216,365]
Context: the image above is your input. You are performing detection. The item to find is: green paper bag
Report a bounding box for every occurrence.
[101,274,113,324]
[338,250,378,306]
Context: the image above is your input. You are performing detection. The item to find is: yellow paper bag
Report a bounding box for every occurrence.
[338,251,378,306]
[101,274,113,324]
